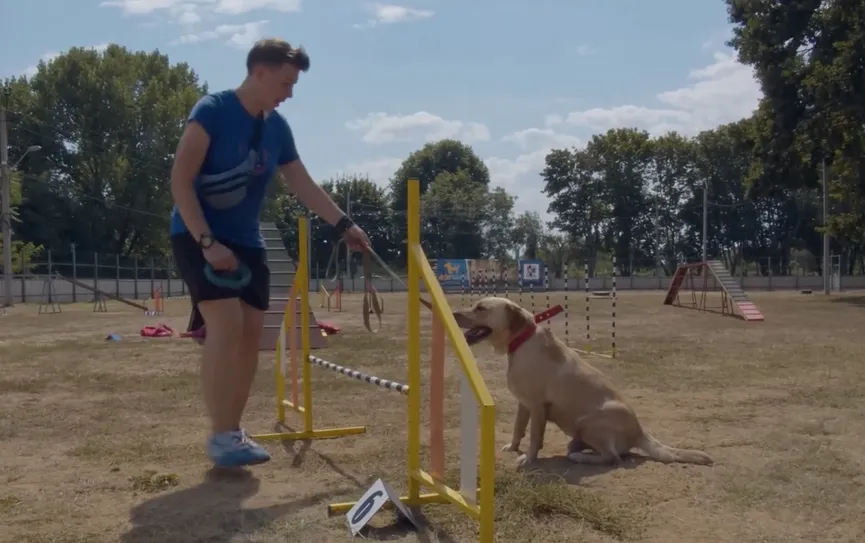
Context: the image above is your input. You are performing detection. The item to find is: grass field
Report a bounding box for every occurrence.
[1,289,864,542]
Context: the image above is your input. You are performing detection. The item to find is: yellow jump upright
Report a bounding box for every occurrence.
[252,180,496,543]
[251,217,367,442]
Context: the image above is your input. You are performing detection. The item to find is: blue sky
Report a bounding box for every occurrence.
[2,0,761,220]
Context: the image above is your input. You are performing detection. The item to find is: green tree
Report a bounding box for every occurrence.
[10,44,206,262]
[543,128,653,275]
[0,171,44,273]
[512,211,545,260]
[389,139,493,257]
[273,174,395,277]
[647,132,697,273]
[422,170,487,258]
[482,187,516,262]
[726,0,865,253]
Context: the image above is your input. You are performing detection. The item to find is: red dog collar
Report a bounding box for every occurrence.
[507,305,563,353]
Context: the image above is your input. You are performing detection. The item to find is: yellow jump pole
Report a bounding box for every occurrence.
[250,216,366,443]
[407,179,422,502]
[299,217,314,433]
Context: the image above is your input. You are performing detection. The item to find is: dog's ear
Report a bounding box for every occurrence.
[505,303,529,335]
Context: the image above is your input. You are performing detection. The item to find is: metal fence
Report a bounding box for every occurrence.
[2,245,862,305]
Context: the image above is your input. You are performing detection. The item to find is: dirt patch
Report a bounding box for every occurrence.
[1,290,864,542]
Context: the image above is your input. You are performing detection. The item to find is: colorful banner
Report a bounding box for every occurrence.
[435,259,471,288]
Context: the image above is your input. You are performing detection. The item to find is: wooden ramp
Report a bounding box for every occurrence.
[706,260,764,321]
[664,260,764,322]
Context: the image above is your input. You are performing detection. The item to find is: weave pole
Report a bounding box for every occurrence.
[575,259,618,359]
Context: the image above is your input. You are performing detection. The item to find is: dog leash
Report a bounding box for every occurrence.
[325,238,433,332]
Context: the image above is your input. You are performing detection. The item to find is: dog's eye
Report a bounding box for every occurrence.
[475,305,487,312]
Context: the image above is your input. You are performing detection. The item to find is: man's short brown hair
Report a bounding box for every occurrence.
[246,38,310,73]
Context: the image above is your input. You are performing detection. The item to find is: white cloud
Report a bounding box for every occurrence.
[101,0,300,24]
[346,112,491,145]
[481,51,762,221]
[485,144,566,219]
[576,44,596,56]
[335,157,404,188]
[24,44,111,77]
[173,20,269,48]
[559,51,760,136]
[214,0,301,15]
[170,3,202,25]
[501,128,581,151]
[355,3,434,29]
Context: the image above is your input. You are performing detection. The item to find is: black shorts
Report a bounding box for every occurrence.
[171,232,270,311]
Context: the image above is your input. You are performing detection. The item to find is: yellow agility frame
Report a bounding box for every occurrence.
[251,179,496,542]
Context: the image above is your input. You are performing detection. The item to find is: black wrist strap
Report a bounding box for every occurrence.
[334,215,354,236]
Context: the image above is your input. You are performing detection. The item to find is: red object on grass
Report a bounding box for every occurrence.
[318,320,341,335]
[140,324,176,338]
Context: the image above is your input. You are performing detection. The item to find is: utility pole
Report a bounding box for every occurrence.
[345,187,351,278]
[701,180,708,262]
[822,158,830,294]
[1,86,11,307]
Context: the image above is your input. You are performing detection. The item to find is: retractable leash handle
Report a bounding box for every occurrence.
[204,261,252,289]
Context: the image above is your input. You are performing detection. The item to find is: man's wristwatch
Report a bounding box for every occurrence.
[334,215,354,237]
[198,232,215,249]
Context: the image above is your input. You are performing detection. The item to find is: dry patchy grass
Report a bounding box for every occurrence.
[1,290,864,542]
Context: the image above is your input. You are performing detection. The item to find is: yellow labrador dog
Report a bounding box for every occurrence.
[453,296,713,468]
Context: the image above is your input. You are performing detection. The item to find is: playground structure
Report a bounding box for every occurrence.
[664,260,765,322]
[250,179,496,541]
[460,258,618,359]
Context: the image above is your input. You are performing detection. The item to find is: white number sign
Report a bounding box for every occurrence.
[345,479,419,536]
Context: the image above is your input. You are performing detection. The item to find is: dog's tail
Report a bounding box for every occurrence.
[637,433,713,466]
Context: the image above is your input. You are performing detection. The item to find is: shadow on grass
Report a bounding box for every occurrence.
[829,296,865,307]
[121,468,355,542]
[520,453,650,485]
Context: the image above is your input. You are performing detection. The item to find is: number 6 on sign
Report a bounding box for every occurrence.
[345,479,420,536]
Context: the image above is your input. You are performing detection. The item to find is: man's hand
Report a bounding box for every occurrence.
[344,224,370,252]
[203,242,238,271]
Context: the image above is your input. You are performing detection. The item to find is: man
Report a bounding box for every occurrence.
[170,38,369,467]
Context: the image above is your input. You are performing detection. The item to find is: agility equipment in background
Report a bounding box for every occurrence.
[251,180,496,542]
[259,221,327,351]
[664,260,764,322]
[144,288,164,316]
[573,258,617,359]
[38,276,61,314]
[318,282,342,312]
[461,259,619,359]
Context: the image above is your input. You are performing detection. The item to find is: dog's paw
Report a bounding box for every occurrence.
[515,453,536,468]
[501,443,520,453]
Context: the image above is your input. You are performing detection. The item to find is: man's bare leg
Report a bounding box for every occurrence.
[197,297,270,466]
[232,301,265,425]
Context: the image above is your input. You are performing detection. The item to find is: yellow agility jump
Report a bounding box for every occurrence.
[251,179,496,542]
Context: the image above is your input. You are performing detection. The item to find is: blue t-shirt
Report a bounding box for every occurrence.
[169,89,299,248]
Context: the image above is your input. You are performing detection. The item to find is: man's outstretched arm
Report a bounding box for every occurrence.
[278,160,346,225]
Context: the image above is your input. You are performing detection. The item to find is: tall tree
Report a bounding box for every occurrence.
[543,128,653,275]
[390,139,493,256]
[10,44,206,262]
[726,0,865,252]
[512,211,546,260]
[482,187,516,262]
[273,174,394,276]
[422,170,488,258]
